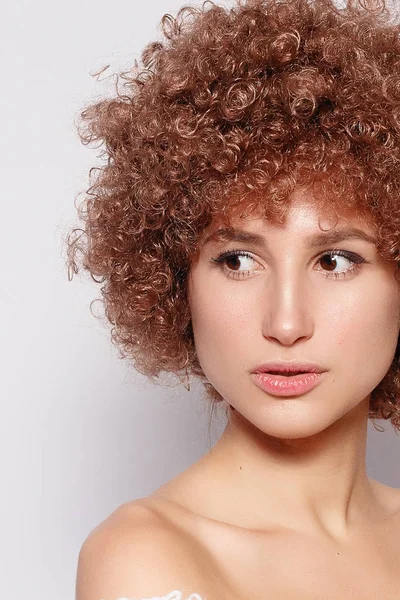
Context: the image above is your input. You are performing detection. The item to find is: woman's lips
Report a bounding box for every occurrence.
[251,371,325,397]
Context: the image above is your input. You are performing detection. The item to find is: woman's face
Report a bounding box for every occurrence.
[187,187,400,439]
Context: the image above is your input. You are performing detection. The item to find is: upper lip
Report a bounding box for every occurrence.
[252,361,326,374]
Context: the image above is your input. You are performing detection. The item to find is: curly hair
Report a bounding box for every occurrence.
[66,0,400,432]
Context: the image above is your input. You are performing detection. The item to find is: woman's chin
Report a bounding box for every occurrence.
[231,402,341,441]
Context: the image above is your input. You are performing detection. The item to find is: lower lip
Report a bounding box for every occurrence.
[251,372,325,397]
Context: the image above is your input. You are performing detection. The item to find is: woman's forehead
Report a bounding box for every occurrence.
[203,186,378,240]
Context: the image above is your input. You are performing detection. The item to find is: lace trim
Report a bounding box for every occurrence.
[114,591,203,600]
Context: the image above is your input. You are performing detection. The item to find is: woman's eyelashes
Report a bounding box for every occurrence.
[211,250,257,280]
[210,248,368,281]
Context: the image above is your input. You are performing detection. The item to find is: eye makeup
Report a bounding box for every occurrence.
[210,248,368,281]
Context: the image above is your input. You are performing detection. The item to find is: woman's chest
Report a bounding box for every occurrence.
[199,520,400,600]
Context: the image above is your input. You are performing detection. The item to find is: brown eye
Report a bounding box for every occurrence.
[225,255,242,271]
[317,250,366,279]
[211,249,259,280]
[320,254,339,272]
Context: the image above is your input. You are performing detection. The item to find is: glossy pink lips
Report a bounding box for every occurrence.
[251,371,325,397]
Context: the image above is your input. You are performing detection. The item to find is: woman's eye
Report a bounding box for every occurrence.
[211,250,258,280]
[211,249,366,280]
[317,250,366,279]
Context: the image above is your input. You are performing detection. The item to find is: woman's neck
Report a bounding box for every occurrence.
[157,397,390,545]
[201,400,376,542]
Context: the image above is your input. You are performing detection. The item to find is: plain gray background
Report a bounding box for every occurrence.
[2,0,399,598]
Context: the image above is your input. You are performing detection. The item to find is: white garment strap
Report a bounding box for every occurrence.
[115,591,203,600]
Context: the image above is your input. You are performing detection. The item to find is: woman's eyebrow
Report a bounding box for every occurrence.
[203,226,377,248]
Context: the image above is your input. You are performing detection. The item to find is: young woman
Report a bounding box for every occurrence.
[68,0,400,598]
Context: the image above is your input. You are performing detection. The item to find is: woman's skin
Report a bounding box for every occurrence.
[76,186,400,599]
[146,186,400,596]
[181,185,400,539]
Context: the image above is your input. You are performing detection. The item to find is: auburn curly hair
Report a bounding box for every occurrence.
[66,0,400,432]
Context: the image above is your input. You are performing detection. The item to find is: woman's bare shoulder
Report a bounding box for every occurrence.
[75,499,209,600]
[369,479,400,509]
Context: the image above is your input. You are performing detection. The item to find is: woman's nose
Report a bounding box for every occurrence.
[261,268,314,346]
